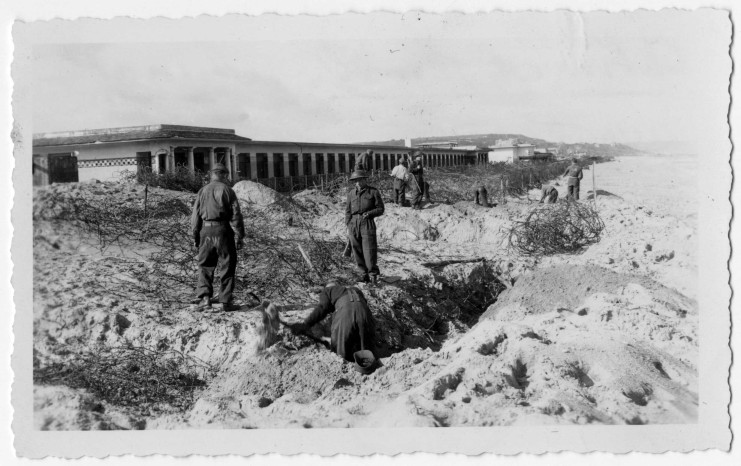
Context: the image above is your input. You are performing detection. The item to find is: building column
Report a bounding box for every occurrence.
[187,147,195,173]
[208,147,215,171]
[231,146,238,178]
[284,156,291,178]
[225,148,233,179]
[310,153,316,175]
[165,147,174,171]
[267,153,275,178]
[250,153,258,179]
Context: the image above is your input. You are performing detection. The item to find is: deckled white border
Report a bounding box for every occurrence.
[1,1,738,465]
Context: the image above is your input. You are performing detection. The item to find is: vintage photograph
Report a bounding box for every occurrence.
[10,6,732,457]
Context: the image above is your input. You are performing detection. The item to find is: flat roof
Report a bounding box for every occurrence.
[33,124,252,147]
[244,140,470,153]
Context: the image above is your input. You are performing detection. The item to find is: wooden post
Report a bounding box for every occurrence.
[500,177,505,205]
[592,161,597,209]
[142,183,150,240]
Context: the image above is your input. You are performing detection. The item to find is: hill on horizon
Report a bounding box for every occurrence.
[357,133,645,158]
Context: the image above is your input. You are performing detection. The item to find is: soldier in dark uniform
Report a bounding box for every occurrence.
[563,158,584,200]
[190,163,246,312]
[409,151,425,210]
[346,170,384,284]
[474,185,489,207]
[355,149,373,171]
[540,184,559,204]
[287,282,377,362]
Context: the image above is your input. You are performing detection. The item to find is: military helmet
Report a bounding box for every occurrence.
[349,170,369,181]
[210,163,228,173]
[353,349,378,375]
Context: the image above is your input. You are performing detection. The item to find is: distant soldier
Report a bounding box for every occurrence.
[539,184,559,204]
[563,158,584,200]
[355,149,373,171]
[288,281,377,362]
[474,185,489,207]
[409,150,425,210]
[389,157,409,205]
[190,163,245,312]
[346,170,385,284]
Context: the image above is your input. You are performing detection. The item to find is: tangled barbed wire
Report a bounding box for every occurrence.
[507,200,605,256]
[35,180,352,308]
[34,343,215,413]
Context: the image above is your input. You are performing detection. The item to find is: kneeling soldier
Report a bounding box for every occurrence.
[288,281,377,362]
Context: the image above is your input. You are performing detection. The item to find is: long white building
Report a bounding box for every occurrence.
[32,124,489,185]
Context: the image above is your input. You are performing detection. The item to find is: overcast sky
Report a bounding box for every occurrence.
[28,10,729,146]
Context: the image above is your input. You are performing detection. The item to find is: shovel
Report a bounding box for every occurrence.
[343,238,352,257]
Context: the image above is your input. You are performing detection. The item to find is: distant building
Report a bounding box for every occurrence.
[487,144,535,164]
[415,141,458,150]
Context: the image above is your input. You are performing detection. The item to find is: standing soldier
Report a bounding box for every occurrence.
[346,169,385,285]
[409,150,425,210]
[191,163,246,312]
[563,158,584,200]
[355,149,373,171]
[389,157,409,205]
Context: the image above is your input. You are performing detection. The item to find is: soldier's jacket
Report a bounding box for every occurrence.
[345,186,385,225]
[302,285,377,361]
[563,163,583,186]
[304,285,367,327]
[410,161,424,181]
[542,185,558,195]
[190,180,246,240]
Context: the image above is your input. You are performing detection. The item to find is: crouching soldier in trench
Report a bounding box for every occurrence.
[190,163,246,312]
[346,169,384,285]
[539,184,559,204]
[287,281,377,364]
[474,185,489,207]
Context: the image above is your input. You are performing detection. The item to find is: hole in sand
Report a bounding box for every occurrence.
[477,334,507,356]
[622,383,653,407]
[564,361,594,388]
[505,359,529,390]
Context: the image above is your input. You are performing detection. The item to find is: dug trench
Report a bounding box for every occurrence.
[32,158,698,429]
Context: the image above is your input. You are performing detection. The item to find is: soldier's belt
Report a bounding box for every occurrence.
[203,220,228,227]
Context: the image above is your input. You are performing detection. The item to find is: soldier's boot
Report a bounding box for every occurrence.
[195,296,211,312]
[212,301,238,312]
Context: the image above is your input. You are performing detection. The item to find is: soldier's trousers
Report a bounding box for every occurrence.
[567,182,580,200]
[196,224,237,303]
[412,176,424,207]
[348,216,379,277]
[331,303,377,361]
[393,179,406,205]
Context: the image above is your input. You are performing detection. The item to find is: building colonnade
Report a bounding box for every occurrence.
[157,145,485,181]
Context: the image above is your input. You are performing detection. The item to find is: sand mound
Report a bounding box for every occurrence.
[313,200,515,246]
[233,180,287,206]
[482,264,696,321]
